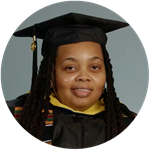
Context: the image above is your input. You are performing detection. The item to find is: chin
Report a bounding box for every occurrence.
[73,106,89,111]
[71,102,91,111]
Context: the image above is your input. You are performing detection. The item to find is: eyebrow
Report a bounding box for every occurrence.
[62,56,103,63]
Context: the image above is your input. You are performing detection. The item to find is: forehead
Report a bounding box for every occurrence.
[56,41,103,60]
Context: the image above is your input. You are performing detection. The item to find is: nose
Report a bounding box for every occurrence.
[77,77,90,82]
[75,70,91,82]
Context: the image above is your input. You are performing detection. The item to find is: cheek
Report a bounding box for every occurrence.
[93,72,106,88]
[93,75,106,99]
[55,73,75,89]
[94,75,105,83]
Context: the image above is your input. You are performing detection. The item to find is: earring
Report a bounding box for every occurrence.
[103,88,106,94]
[99,88,106,100]
[50,80,53,88]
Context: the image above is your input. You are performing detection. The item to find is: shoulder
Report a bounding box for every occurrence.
[6,93,53,120]
[122,114,136,129]
[6,93,29,114]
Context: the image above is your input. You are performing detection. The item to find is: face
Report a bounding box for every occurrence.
[54,41,106,111]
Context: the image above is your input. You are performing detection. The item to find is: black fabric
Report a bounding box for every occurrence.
[52,106,106,148]
[13,13,129,39]
[41,126,53,142]
[41,25,107,56]
[6,94,134,148]
[13,13,129,51]
[6,93,29,114]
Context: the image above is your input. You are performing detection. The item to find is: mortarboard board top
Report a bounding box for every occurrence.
[13,12,129,39]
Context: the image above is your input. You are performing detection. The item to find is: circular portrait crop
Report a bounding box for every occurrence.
[1,1,149,149]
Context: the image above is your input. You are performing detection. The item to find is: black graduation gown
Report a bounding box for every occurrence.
[6,94,134,148]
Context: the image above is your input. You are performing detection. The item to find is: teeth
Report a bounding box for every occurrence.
[75,89,90,91]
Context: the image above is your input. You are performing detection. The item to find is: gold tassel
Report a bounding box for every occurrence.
[31,35,36,51]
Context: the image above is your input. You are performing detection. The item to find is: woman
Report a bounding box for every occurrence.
[7,13,136,148]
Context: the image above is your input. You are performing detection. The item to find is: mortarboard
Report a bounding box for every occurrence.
[13,12,129,89]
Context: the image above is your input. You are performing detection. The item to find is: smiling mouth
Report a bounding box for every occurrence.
[71,88,92,98]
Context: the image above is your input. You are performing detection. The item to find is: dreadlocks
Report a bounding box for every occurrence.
[18,45,136,141]
[101,45,136,141]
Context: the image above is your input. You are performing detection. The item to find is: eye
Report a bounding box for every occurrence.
[67,66,75,70]
[91,66,100,70]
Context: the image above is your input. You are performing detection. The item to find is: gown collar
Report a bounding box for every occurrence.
[50,93,105,115]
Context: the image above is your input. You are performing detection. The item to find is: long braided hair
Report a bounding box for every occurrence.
[18,44,136,141]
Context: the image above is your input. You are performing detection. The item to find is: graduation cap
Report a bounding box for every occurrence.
[13,12,129,89]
